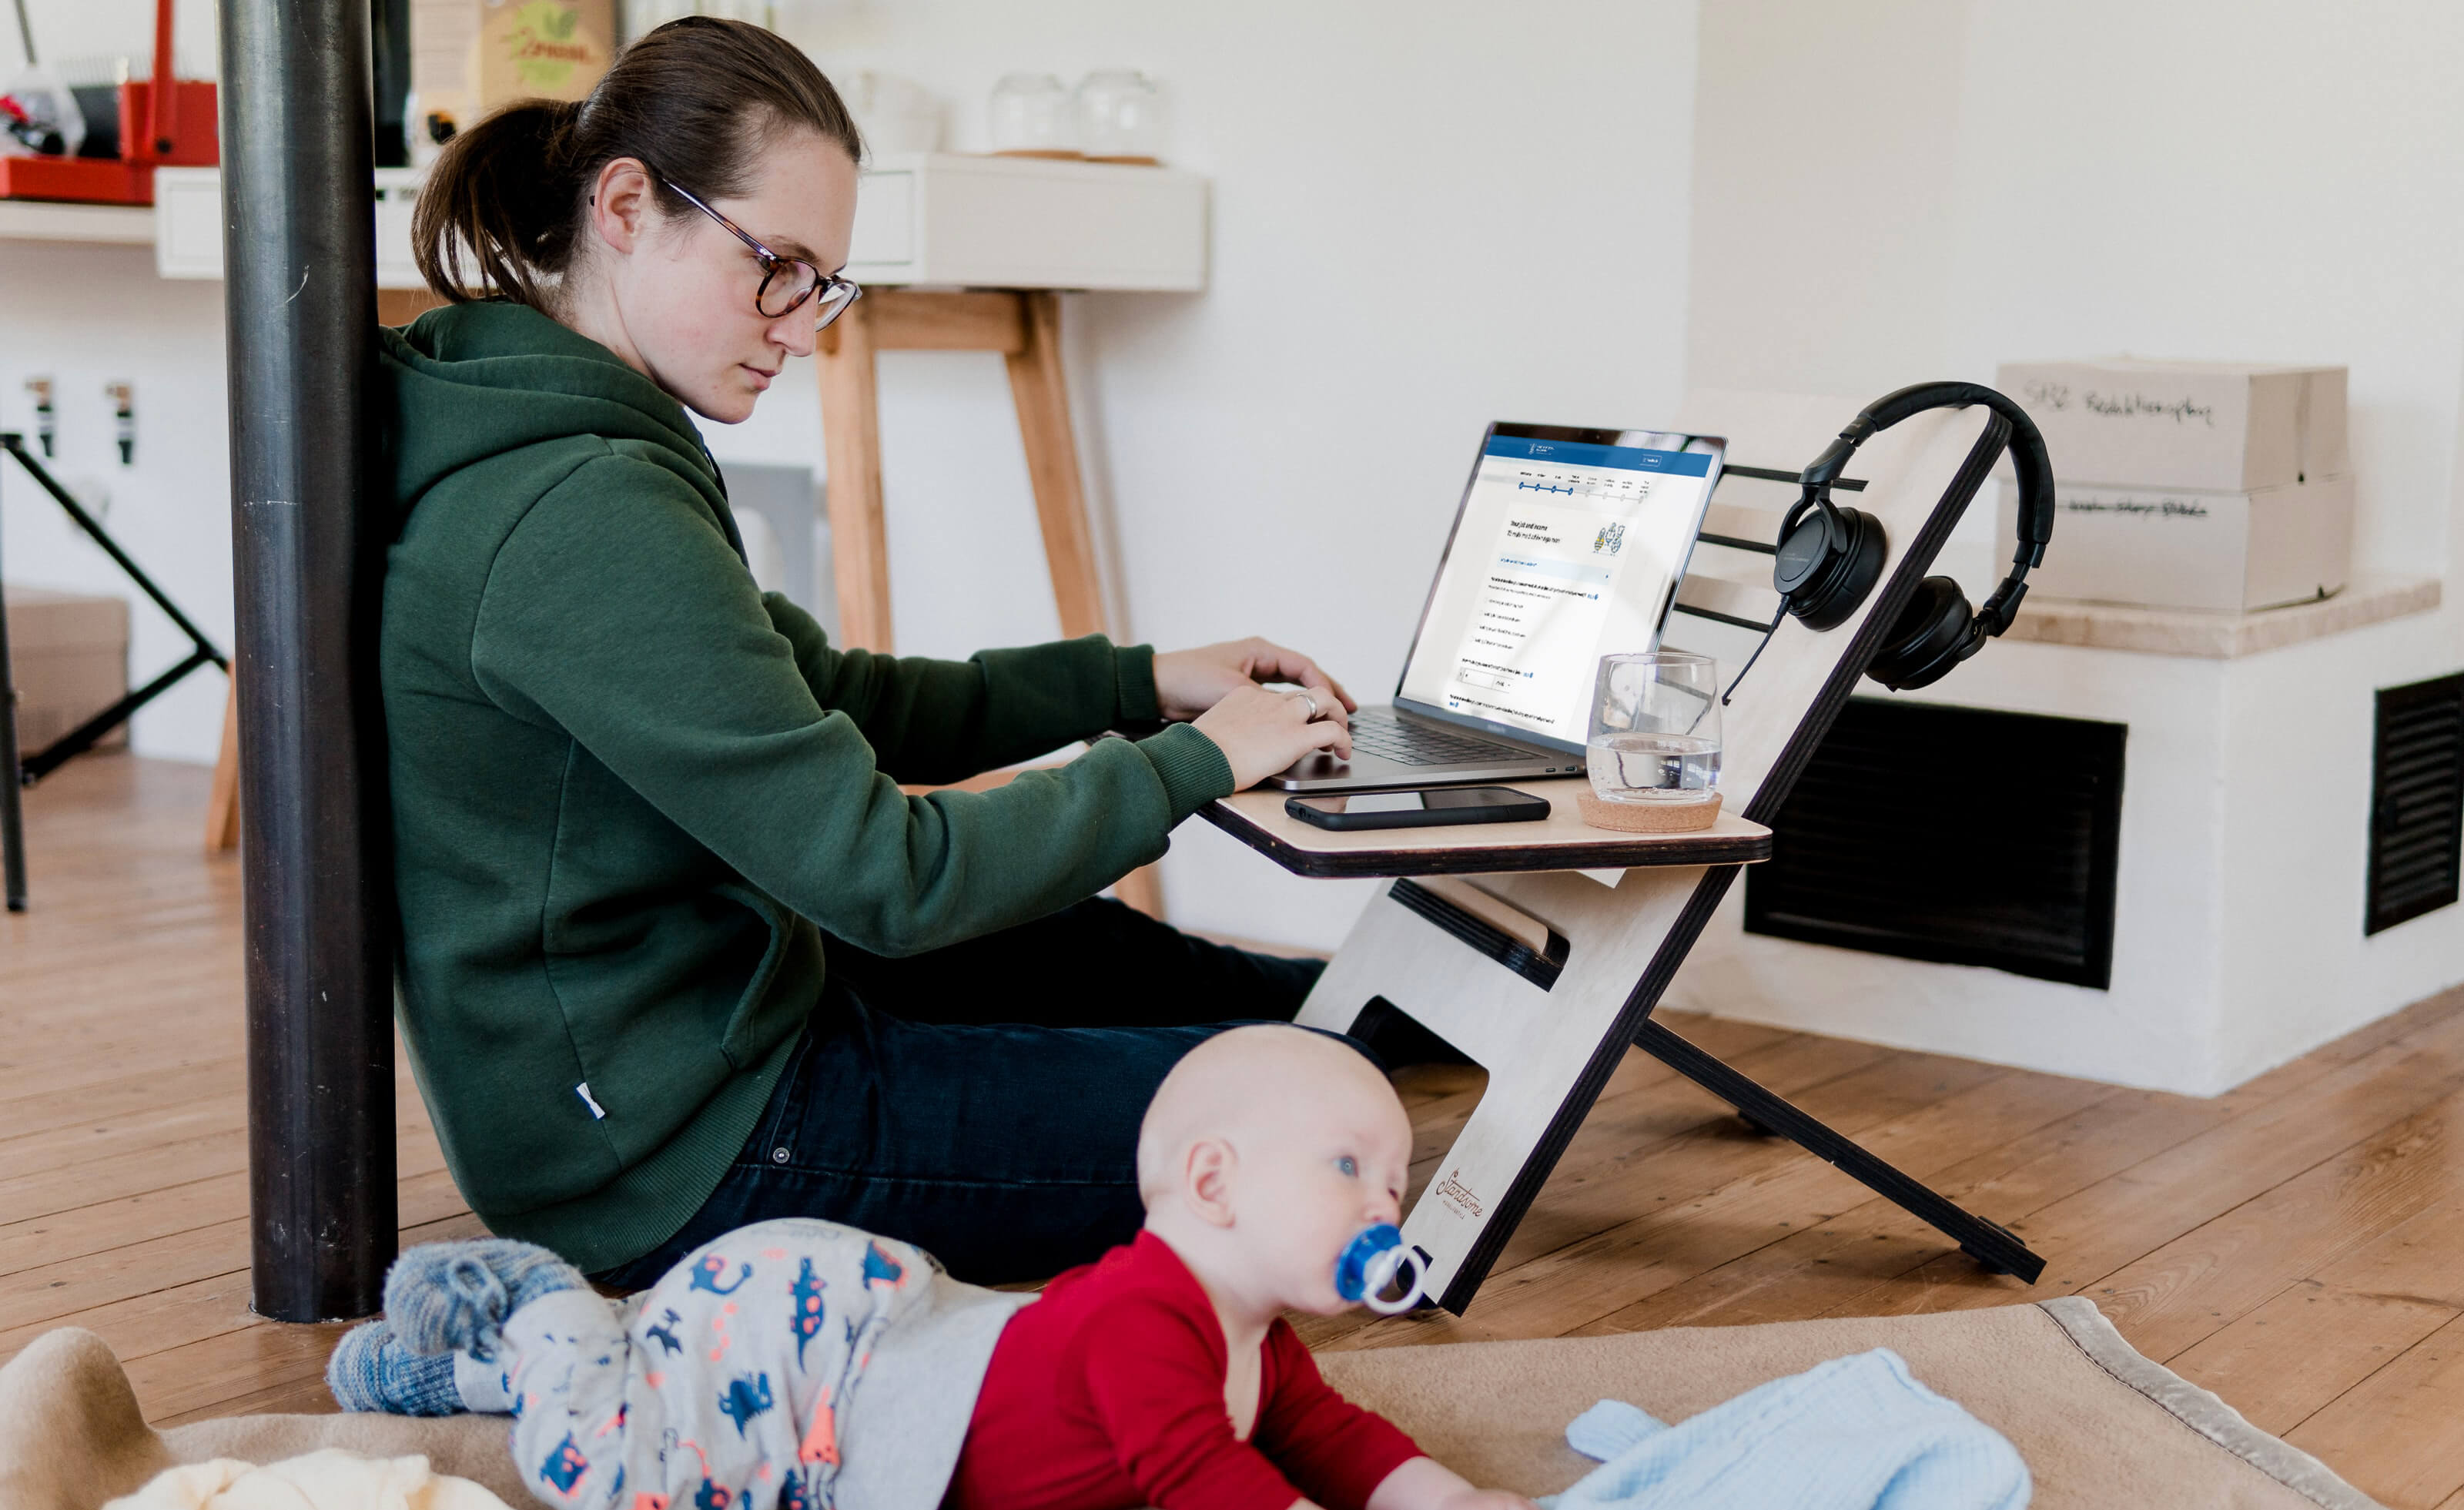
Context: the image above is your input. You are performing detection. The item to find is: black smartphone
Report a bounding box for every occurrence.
[1284,786,1552,832]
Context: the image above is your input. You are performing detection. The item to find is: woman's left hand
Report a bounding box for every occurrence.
[1153,638,1358,725]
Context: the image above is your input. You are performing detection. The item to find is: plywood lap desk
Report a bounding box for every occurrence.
[190,155,1206,919]
[1205,393,2054,1314]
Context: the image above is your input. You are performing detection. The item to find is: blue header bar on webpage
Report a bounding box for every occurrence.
[1482,436,1714,476]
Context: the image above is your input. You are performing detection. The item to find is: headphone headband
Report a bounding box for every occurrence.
[1770,381,2057,691]
[1797,380,2053,639]
[1846,381,2054,559]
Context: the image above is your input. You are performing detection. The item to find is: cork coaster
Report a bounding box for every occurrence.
[1575,788,1723,833]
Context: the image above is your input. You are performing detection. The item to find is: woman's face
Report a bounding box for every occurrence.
[580,128,859,424]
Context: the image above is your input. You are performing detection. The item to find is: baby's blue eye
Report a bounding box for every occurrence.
[1337,1156,1358,1177]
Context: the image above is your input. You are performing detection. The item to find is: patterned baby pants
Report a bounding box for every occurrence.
[501,1219,933,1510]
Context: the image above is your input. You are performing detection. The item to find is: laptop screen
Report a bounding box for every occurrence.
[1394,423,1725,752]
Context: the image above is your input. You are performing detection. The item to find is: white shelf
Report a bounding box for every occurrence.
[849,152,1207,291]
[2004,571,2442,658]
[5,154,1210,294]
[0,198,155,246]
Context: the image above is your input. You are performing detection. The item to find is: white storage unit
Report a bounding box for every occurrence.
[156,167,430,287]
[152,153,1208,293]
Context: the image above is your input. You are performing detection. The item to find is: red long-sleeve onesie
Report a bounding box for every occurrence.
[948,1230,1424,1510]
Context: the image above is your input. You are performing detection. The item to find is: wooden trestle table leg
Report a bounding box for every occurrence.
[818,289,1163,918]
[206,672,240,852]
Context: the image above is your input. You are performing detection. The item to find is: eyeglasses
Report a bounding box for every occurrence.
[652,171,862,330]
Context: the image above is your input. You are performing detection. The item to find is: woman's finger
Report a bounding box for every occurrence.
[1304,710,1354,761]
[1253,642,1360,714]
[1280,685,1349,732]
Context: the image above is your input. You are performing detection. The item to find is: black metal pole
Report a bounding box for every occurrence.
[0,468,26,912]
[221,0,397,1321]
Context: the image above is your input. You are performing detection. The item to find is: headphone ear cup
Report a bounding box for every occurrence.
[1775,505,1886,631]
[1867,576,1976,691]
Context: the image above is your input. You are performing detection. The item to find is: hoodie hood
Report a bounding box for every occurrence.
[380,300,723,528]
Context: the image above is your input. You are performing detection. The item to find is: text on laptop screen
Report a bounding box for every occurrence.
[1397,433,1717,745]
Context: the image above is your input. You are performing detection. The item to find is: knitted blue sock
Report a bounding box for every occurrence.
[326,1318,464,1415]
[384,1238,588,1363]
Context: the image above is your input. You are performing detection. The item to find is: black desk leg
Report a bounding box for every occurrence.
[1632,1016,2047,1282]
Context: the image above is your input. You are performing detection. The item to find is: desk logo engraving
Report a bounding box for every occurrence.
[1435,1167,1485,1219]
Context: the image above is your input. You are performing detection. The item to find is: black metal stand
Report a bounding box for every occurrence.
[1643,447,2049,1284]
[223,0,397,1322]
[1632,1014,2044,1279]
[0,432,232,911]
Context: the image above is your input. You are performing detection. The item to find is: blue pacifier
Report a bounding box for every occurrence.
[1334,1224,1426,1314]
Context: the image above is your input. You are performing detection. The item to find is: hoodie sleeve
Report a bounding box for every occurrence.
[755,591,1163,787]
[469,455,1234,956]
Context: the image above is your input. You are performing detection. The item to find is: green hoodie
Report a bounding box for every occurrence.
[380,302,1234,1271]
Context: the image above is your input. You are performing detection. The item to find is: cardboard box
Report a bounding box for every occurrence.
[412,0,614,142]
[1996,357,2348,493]
[1996,474,2353,614]
[3,587,130,752]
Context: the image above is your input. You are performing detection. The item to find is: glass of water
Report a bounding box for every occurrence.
[1588,652,1722,804]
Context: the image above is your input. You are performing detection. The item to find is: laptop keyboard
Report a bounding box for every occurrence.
[1345,709,1534,766]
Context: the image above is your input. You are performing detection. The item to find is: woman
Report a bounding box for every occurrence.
[381,17,1358,1288]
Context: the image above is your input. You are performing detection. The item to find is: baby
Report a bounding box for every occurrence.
[334,1025,1528,1510]
[948,1024,1529,1510]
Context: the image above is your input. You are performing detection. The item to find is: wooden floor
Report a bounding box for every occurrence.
[6,755,2463,1505]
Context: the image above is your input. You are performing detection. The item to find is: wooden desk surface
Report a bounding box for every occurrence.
[1199,778,1772,879]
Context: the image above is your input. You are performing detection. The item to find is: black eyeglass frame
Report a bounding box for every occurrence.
[652,170,863,328]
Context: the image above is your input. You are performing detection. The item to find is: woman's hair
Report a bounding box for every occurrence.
[411,16,863,308]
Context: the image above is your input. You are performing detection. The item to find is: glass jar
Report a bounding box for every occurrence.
[988,72,1078,158]
[1073,68,1163,164]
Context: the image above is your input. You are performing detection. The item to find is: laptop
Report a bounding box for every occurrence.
[1270,420,1726,793]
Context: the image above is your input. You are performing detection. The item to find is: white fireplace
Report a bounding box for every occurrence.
[1666,568,2449,1097]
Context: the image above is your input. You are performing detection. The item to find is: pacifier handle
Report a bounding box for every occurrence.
[1360,1244,1426,1315]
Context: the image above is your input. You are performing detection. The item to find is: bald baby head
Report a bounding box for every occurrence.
[1136,1025,1404,1209]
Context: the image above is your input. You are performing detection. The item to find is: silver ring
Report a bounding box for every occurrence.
[1292,691,1320,721]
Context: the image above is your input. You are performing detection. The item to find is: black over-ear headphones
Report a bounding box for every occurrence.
[1772,381,2055,691]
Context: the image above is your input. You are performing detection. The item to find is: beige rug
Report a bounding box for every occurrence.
[0,1298,2379,1510]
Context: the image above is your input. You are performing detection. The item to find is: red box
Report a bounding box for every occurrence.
[0,79,218,206]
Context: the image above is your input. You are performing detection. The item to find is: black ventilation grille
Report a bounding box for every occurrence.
[1745,698,2126,989]
[2368,673,2464,936]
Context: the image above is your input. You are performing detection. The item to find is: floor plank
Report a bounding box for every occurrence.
[2285,1311,2464,1509]
[1828,1003,2464,1321]
[2091,1085,2464,1362]
[2164,1281,2457,1436]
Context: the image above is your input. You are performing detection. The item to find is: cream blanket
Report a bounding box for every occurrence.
[107,1451,511,1510]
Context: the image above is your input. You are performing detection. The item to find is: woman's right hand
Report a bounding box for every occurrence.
[1191,683,1354,789]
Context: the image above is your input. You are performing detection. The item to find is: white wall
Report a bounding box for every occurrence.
[0,0,217,80]
[1675,0,2464,1089]
[0,244,234,765]
[1690,0,2464,590]
[2,0,1702,950]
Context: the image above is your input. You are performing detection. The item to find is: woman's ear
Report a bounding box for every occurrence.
[588,156,658,256]
[1182,1137,1239,1228]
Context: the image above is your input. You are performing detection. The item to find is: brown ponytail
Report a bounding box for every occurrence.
[411,16,864,309]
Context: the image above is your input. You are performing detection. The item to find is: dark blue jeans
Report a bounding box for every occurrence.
[590,896,1322,1289]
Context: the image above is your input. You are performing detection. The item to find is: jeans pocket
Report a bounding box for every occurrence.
[738,1015,819,1170]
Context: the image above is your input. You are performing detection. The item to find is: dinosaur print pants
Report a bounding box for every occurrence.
[502,1219,929,1510]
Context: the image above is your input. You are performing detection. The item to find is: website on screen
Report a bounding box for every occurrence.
[1398,434,1716,745]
